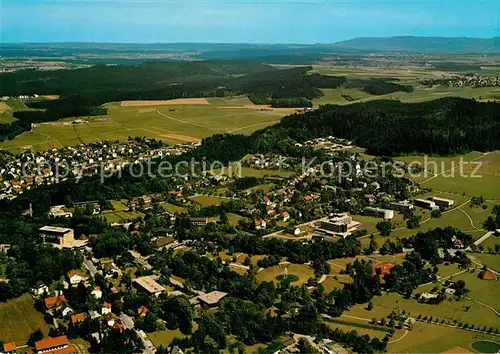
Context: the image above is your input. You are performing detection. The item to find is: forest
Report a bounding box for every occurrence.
[0,61,414,141]
[254,97,500,155]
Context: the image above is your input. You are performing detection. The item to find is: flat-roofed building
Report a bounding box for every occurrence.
[389,200,414,212]
[197,291,228,307]
[414,199,439,210]
[316,213,360,238]
[133,276,166,297]
[364,207,394,220]
[39,226,75,246]
[428,196,454,208]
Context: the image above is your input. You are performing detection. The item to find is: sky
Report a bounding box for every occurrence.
[1,0,499,43]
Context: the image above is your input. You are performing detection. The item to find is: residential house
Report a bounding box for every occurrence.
[67,271,85,286]
[71,313,87,325]
[91,286,102,299]
[3,343,16,354]
[44,295,67,311]
[138,305,149,317]
[372,263,394,279]
[254,219,267,230]
[31,283,49,296]
[281,211,290,222]
[101,302,112,315]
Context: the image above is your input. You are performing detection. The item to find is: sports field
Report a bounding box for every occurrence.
[0,99,286,152]
[0,293,52,344]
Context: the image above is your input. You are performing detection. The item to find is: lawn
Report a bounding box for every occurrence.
[227,213,244,226]
[474,253,500,273]
[346,288,499,329]
[0,293,52,344]
[160,202,187,214]
[147,328,190,348]
[256,264,314,286]
[189,195,226,206]
[321,275,352,293]
[102,210,145,223]
[387,321,496,353]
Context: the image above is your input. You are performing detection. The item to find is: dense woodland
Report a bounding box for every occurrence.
[1,61,414,140]
[254,97,500,155]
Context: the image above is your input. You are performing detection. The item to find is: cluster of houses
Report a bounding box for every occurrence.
[0,139,199,200]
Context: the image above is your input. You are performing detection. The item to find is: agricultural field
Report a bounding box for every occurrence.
[0,100,286,153]
[0,293,53,344]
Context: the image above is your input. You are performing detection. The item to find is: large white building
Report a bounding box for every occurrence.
[316,213,360,238]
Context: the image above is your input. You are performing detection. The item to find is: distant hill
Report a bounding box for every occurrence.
[329,36,500,54]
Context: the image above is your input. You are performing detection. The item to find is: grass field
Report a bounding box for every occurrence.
[256,264,314,286]
[147,328,190,348]
[323,317,391,339]
[189,195,226,206]
[0,101,285,152]
[102,209,145,223]
[160,202,188,214]
[396,151,500,199]
[387,321,497,353]
[212,166,294,178]
[321,274,352,293]
[474,253,500,273]
[0,293,52,344]
[346,285,499,329]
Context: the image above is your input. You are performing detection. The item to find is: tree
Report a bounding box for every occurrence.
[367,301,373,311]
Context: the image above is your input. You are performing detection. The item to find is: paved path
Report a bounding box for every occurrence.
[388,330,409,344]
[474,231,494,246]
[419,153,489,184]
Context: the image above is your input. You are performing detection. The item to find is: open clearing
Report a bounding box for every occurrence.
[0,293,53,344]
[120,98,210,106]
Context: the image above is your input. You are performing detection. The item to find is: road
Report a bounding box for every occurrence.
[120,312,157,354]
